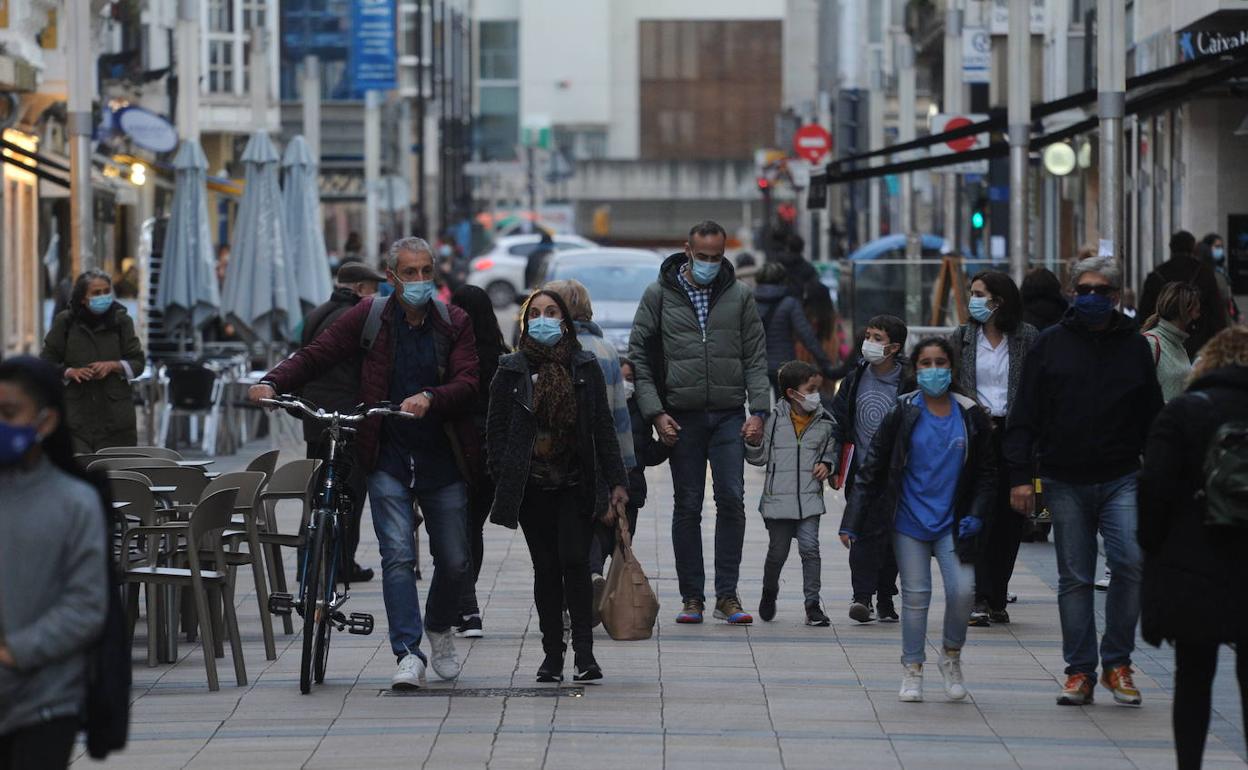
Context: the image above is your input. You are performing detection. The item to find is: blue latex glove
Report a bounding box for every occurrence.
[958,516,983,539]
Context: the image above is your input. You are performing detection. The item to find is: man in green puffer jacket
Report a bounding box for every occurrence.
[628,220,770,626]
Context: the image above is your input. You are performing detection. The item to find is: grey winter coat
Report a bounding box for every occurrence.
[0,458,108,735]
[950,321,1038,414]
[753,284,833,374]
[745,401,837,520]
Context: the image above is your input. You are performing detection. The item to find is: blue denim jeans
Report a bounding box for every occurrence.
[367,472,470,661]
[667,409,747,603]
[1043,474,1142,676]
[893,531,975,666]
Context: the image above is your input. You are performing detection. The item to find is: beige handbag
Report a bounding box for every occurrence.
[598,509,660,641]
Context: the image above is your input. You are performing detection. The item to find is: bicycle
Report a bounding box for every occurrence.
[260,395,417,693]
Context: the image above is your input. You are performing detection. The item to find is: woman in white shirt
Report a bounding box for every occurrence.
[951,271,1039,627]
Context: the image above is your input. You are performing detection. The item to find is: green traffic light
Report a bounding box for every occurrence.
[971,211,985,229]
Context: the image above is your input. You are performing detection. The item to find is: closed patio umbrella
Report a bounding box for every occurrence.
[281,135,332,311]
[156,140,220,337]
[221,131,302,342]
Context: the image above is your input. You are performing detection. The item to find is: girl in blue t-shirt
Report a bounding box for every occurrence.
[841,337,996,703]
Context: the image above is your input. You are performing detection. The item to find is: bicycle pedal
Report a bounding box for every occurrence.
[267,592,294,616]
[346,612,374,635]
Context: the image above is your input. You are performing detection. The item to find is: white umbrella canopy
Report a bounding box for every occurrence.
[156,140,220,335]
[281,135,332,312]
[221,131,303,342]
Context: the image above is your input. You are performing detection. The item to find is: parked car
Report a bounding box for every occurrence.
[540,248,663,354]
[468,233,597,308]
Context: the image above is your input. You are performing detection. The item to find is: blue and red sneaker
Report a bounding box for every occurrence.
[675,599,705,624]
[713,596,753,625]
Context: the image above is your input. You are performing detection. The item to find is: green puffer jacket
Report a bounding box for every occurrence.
[40,304,145,452]
[628,253,770,420]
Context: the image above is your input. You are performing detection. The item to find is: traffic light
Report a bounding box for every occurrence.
[970,193,987,231]
[971,210,985,230]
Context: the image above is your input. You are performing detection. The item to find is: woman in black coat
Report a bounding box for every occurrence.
[451,285,509,638]
[486,289,628,683]
[1139,327,1248,770]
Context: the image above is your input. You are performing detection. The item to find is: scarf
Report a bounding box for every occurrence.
[519,332,578,435]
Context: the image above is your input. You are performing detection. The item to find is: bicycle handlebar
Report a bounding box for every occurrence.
[259,395,419,424]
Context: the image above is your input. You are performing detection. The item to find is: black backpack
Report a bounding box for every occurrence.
[1201,419,1248,529]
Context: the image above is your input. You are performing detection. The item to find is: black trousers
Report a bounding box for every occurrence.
[849,526,898,605]
[1173,639,1248,770]
[589,504,640,576]
[974,419,1026,611]
[0,717,78,770]
[519,485,595,657]
[458,473,495,617]
[306,438,367,568]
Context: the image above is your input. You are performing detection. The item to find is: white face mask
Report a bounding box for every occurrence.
[862,339,890,364]
[622,380,636,399]
[792,391,821,414]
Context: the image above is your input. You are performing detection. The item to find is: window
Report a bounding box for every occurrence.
[208,40,234,93]
[203,0,277,96]
[480,21,518,80]
[279,0,351,100]
[478,85,520,160]
[208,0,233,32]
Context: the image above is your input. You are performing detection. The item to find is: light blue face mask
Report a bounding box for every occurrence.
[88,293,114,315]
[917,367,952,398]
[968,296,994,323]
[400,280,436,307]
[527,316,563,346]
[1213,246,1226,262]
[689,258,721,285]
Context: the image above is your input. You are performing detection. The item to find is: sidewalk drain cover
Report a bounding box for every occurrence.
[380,686,584,698]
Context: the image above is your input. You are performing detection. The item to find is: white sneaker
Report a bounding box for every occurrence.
[391,654,425,690]
[899,663,924,702]
[1095,569,1111,591]
[938,649,968,701]
[426,628,461,681]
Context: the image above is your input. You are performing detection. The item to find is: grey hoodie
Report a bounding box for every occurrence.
[0,457,108,735]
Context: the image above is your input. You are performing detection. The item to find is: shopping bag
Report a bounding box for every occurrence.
[598,510,660,641]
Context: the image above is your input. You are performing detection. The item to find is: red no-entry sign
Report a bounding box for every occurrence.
[793,124,832,164]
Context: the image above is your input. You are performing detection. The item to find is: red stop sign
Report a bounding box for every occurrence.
[793,124,832,163]
[944,117,978,153]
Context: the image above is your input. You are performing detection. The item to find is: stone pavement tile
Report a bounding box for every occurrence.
[889,738,1020,769]
[774,720,887,740]
[484,732,553,767]
[544,732,664,768]
[421,733,500,765]
[662,733,784,767]
[778,737,900,770]
[1009,745,1137,770]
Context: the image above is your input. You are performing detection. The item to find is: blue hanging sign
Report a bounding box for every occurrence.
[115,106,179,153]
[349,0,397,96]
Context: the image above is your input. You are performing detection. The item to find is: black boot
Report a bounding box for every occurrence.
[759,587,778,622]
[536,648,565,683]
[573,649,603,682]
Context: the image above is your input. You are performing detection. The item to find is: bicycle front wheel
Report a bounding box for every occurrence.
[299,511,330,694]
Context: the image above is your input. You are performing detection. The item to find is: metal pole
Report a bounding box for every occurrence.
[899,37,921,324]
[1008,0,1031,284]
[303,55,321,163]
[249,30,269,130]
[398,99,413,237]
[68,0,95,274]
[438,0,448,233]
[942,0,963,252]
[867,53,883,241]
[365,90,381,265]
[1097,0,1126,263]
[415,0,427,235]
[176,0,200,142]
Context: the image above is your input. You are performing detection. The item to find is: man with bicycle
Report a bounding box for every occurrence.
[250,236,480,690]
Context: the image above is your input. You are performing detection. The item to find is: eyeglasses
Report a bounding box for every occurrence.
[1074,284,1115,296]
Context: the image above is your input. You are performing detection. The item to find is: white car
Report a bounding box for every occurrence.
[468,233,597,307]
[541,248,664,354]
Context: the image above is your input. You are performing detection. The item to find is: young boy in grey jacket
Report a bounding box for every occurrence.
[745,361,837,626]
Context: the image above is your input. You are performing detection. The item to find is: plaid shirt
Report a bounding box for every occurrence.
[676,267,712,334]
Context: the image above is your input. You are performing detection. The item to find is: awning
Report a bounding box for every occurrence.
[0,137,70,188]
[824,45,1248,185]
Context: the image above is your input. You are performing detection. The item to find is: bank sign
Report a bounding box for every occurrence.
[1178,11,1248,61]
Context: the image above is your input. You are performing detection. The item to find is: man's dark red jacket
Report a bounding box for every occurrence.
[264,294,481,479]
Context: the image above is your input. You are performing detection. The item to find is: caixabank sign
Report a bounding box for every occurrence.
[1178,10,1248,62]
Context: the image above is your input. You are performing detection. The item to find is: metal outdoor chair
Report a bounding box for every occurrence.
[257,459,322,635]
[87,457,178,474]
[245,449,281,480]
[98,445,186,461]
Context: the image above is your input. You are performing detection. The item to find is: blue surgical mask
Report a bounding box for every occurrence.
[1213,246,1226,262]
[377,281,394,298]
[1073,293,1114,326]
[400,280,436,307]
[689,258,721,285]
[88,293,114,315]
[917,367,952,398]
[527,316,564,346]
[0,420,40,467]
[968,296,994,323]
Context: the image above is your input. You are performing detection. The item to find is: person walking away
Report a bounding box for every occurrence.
[841,338,993,703]
[1006,256,1164,706]
[628,220,770,625]
[1138,327,1248,769]
[1020,268,1068,331]
[0,357,110,769]
[951,271,1038,627]
[298,262,387,584]
[524,231,556,290]
[753,263,838,396]
[486,290,628,682]
[1198,233,1240,325]
[250,237,480,691]
[746,361,836,627]
[1140,282,1199,403]
[39,269,145,453]
[1139,230,1228,357]
[450,284,509,638]
[831,315,909,623]
[588,357,670,617]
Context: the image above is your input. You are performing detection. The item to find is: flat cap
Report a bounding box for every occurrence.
[336,262,387,284]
